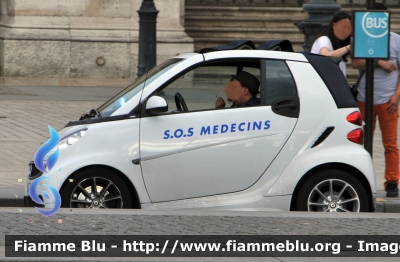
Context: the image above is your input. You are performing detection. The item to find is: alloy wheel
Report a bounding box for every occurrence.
[69,177,123,209]
[307,179,360,212]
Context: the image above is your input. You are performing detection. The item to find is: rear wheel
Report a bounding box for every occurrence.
[61,167,132,209]
[294,169,370,212]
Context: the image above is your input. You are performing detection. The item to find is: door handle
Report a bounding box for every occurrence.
[271,96,300,118]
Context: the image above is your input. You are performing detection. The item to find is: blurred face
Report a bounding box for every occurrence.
[224,80,247,106]
[332,18,352,40]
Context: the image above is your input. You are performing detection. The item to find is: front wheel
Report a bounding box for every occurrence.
[293,169,370,212]
[61,167,132,209]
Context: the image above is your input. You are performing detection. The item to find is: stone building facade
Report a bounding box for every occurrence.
[0,0,193,85]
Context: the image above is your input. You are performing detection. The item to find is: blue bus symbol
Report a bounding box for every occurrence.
[361,12,389,38]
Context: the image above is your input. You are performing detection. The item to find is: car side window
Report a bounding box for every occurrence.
[264,60,297,105]
[156,61,261,113]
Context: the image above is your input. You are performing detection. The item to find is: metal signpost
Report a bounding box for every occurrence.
[351,7,390,155]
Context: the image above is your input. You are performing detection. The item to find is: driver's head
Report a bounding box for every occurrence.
[224,71,260,106]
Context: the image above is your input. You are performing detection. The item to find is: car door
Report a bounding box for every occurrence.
[139,58,299,202]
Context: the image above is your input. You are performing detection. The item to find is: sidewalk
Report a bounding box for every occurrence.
[0,85,122,207]
[0,85,399,211]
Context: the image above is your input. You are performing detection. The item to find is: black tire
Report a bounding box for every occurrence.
[293,169,370,212]
[61,167,132,209]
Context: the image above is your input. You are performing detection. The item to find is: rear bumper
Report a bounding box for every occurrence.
[371,193,376,212]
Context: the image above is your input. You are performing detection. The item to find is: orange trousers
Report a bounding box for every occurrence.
[357,101,399,187]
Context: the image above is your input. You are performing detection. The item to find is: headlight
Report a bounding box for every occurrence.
[58,129,87,150]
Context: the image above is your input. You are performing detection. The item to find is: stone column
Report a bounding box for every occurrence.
[0,0,193,85]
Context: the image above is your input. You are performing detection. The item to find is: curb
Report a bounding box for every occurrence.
[1,198,400,213]
[0,198,23,208]
[375,200,400,213]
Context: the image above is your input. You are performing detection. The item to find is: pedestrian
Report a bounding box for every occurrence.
[351,3,400,197]
[311,11,352,77]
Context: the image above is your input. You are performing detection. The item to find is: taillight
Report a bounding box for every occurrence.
[347,128,363,144]
[347,112,362,126]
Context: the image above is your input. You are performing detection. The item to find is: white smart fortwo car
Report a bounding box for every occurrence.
[25,40,376,212]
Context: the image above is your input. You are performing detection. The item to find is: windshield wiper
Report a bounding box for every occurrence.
[79,109,102,121]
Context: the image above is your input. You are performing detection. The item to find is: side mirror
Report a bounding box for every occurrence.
[146,96,168,115]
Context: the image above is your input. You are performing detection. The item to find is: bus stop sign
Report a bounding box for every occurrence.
[352,11,390,59]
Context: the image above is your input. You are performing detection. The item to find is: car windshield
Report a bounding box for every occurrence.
[97,58,183,117]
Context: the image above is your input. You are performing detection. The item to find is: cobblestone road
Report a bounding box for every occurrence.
[1,209,400,261]
[1,210,400,241]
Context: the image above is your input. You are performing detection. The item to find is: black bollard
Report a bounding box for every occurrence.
[137,0,159,77]
[295,0,341,52]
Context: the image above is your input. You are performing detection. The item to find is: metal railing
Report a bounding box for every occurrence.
[185,0,400,7]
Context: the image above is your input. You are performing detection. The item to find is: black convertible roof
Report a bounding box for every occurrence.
[304,53,357,109]
[200,40,294,53]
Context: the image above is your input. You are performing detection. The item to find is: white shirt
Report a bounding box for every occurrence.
[357,33,400,104]
[311,36,347,77]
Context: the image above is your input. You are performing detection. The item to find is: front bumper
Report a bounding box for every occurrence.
[24,196,44,208]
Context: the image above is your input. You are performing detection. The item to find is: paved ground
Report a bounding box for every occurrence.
[0,85,121,197]
[1,209,400,261]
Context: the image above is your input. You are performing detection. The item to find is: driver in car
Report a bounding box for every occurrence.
[215,71,260,109]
